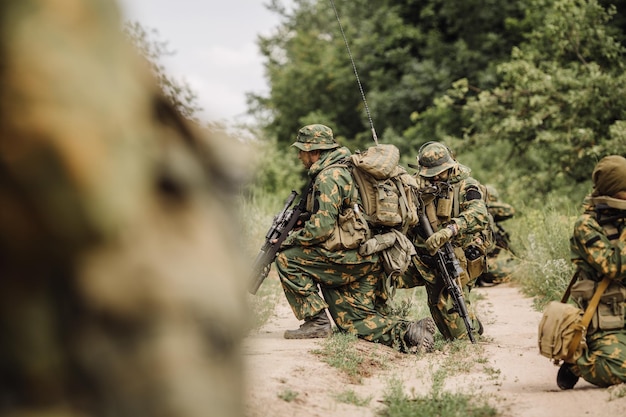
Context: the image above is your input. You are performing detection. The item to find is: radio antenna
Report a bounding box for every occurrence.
[329,0,378,145]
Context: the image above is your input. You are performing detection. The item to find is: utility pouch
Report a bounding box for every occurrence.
[436,195,452,218]
[465,245,485,280]
[322,206,369,251]
[598,283,625,331]
[453,246,471,287]
[538,301,586,363]
[571,277,626,334]
[359,230,416,300]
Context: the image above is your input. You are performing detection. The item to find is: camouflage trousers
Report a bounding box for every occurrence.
[398,254,481,340]
[275,245,411,351]
[573,329,626,387]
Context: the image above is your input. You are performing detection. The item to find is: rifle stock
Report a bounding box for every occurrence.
[248,182,312,295]
[420,211,476,343]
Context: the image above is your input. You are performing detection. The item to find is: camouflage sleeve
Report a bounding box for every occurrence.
[285,167,352,247]
[451,182,490,236]
[571,213,626,282]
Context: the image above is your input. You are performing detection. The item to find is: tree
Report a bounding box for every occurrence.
[415,0,626,201]
[251,0,527,150]
[123,21,202,122]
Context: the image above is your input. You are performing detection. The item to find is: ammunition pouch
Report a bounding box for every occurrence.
[359,229,417,299]
[570,276,626,335]
[465,245,486,280]
[322,206,370,251]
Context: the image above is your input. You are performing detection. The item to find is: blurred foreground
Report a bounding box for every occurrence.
[0,1,249,416]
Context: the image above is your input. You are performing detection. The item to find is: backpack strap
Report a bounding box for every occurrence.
[560,269,581,303]
[393,177,410,233]
[453,182,461,218]
[564,276,611,363]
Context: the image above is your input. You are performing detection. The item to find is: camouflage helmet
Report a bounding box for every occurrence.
[291,124,339,151]
[415,141,457,177]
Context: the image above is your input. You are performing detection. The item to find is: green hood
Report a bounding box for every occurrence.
[308,146,352,177]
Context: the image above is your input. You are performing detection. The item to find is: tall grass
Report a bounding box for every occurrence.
[503,198,579,309]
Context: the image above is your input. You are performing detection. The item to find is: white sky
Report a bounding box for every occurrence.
[117,0,288,125]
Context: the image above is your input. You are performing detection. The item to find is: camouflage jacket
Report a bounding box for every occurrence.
[413,164,491,252]
[283,147,371,254]
[571,200,626,283]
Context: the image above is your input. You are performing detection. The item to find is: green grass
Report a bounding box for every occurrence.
[333,389,373,407]
[608,383,626,401]
[378,376,498,417]
[312,332,377,384]
[277,389,299,402]
[505,203,578,310]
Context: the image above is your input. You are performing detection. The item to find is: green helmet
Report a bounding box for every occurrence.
[416,141,457,177]
[291,124,339,151]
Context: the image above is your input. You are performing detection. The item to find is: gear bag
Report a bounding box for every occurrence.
[538,274,611,364]
[350,144,419,233]
[359,229,416,299]
[538,301,586,363]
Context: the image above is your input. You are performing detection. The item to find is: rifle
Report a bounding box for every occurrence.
[494,222,513,254]
[418,191,476,343]
[248,181,312,295]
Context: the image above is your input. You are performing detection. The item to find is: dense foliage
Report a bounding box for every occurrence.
[250,0,626,207]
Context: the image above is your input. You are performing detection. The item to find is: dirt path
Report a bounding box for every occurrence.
[243,282,626,416]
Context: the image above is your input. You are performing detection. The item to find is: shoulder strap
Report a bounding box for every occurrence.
[564,276,611,363]
[560,269,581,303]
[453,182,461,218]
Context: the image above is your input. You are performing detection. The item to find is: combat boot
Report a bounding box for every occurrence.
[284,311,332,339]
[404,317,436,353]
[556,362,579,390]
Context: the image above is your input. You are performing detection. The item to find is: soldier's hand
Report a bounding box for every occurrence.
[425,225,456,254]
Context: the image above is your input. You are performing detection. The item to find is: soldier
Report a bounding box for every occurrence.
[557,155,626,390]
[398,142,491,341]
[275,124,436,353]
[477,184,519,286]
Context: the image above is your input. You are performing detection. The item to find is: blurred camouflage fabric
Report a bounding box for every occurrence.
[0,1,249,416]
[479,185,519,285]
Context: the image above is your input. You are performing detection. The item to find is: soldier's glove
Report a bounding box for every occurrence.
[425,224,457,255]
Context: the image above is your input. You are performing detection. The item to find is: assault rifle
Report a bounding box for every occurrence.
[494,222,514,254]
[418,188,476,343]
[248,181,312,295]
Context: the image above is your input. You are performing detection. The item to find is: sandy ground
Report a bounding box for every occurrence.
[243,282,626,416]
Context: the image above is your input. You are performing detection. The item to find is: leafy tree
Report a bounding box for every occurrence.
[123,21,202,121]
[251,0,527,151]
[413,0,626,204]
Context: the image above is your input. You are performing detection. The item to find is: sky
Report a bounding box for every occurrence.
[117,0,288,125]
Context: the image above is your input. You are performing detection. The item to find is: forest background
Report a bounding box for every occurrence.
[130,0,626,304]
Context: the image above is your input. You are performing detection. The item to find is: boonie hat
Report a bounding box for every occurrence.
[291,124,339,151]
[410,141,457,177]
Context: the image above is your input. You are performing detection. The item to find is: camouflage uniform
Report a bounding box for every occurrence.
[478,185,519,285]
[398,142,490,340]
[276,125,434,352]
[562,155,626,389]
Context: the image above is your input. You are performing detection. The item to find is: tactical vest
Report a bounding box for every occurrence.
[569,200,626,335]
